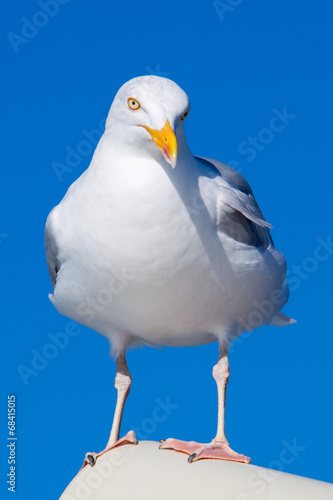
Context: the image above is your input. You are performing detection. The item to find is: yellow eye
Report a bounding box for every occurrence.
[180,109,190,120]
[127,97,141,110]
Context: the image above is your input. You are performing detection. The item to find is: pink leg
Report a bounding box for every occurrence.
[160,344,251,464]
[81,354,137,469]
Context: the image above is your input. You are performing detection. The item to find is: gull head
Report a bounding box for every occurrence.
[105,76,191,169]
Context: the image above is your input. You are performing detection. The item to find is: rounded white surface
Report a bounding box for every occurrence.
[60,441,333,500]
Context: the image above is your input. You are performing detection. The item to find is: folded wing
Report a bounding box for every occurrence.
[195,156,274,249]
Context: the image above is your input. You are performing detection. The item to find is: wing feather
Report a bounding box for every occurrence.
[195,156,273,248]
[45,209,60,291]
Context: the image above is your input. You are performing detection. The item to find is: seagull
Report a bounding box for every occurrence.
[45,76,295,467]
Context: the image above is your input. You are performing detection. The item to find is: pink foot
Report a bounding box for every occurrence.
[80,431,138,470]
[159,438,251,464]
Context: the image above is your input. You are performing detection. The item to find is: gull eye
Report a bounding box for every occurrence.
[127,97,141,110]
[180,109,190,121]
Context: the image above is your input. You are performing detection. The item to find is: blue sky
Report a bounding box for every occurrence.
[1,0,333,497]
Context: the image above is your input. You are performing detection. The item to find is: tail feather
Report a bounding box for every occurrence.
[270,312,297,327]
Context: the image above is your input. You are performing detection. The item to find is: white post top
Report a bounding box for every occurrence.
[60,441,333,500]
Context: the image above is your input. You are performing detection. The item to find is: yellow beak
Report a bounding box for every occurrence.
[139,120,177,168]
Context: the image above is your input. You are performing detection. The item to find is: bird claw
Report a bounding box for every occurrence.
[188,453,197,464]
[85,453,97,467]
[80,431,138,471]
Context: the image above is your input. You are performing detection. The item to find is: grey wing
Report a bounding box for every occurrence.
[45,209,60,291]
[195,156,274,249]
